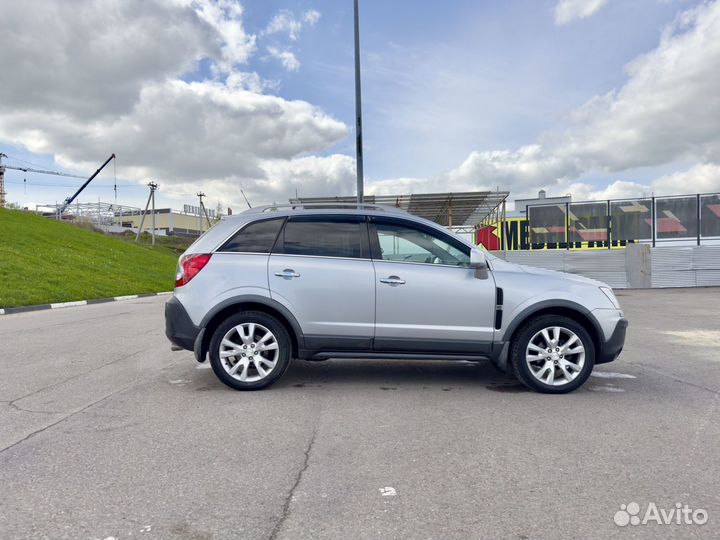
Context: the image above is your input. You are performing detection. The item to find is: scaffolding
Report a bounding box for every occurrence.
[36,201,143,228]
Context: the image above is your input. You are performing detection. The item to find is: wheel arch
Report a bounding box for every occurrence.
[198,296,303,362]
[503,301,603,356]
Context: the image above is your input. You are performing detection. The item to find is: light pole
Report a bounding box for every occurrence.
[354,0,364,204]
[136,181,158,244]
[197,192,206,235]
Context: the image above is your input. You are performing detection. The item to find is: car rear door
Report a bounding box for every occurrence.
[268,214,375,352]
[369,216,496,354]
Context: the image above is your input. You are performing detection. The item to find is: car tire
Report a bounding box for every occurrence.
[510,314,595,394]
[209,311,292,391]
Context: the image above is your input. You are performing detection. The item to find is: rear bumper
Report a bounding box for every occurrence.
[596,318,628,364]
[165,296,200,352]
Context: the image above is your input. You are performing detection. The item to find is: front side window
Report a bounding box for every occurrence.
[276,217,365,258]
[219,218,284,253]
[373,220,470,266]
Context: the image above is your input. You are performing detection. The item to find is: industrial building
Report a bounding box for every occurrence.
[113,207,216,237]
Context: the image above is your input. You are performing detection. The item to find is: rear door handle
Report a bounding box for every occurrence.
[274,269,300,279]
[379,275,406,286]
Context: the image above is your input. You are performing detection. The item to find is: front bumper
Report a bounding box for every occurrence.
[165,296,200,352]
[596,318,628,364]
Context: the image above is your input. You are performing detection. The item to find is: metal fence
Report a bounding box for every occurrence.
[493,244,720,288]
[526,193,720,248]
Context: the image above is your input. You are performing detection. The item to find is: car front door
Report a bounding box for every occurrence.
[369,216,496,355]
[268,214,375,352]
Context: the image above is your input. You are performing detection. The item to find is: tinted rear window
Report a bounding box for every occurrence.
[277,218,364,258]
[219,218,284,253]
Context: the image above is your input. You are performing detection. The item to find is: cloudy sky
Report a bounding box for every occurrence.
[1,0,719,212]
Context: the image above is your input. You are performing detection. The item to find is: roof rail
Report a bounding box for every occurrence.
[245,203,407,214]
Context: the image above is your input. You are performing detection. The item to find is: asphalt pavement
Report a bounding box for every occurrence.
[1,288,719,540]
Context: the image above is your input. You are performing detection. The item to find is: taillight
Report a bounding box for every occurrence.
[175,253,212,287]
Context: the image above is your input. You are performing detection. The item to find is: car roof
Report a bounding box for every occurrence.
[215,204,415,226]
[186,203,481,255]
[241,203,408,217]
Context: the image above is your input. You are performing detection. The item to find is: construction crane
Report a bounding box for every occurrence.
[0,153,85,207]
[57,154,115,214]
[0,153,115,211]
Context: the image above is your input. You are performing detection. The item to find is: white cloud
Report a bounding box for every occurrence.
[0,0,347,211]
[1,79,346,181]
[438,1,720,201]
[267,47,301,72]
[256,154,355,199]
[263,8,320,41]
[561,163,720,202]
[554,0,609,25]
[161,153,355,207]
[558,2,720,170]
[0,0,217,119]
[651,163,720,195]
[564,180,650,201]
[192,0,256,74]
[3,0,719,212]
[304,9,321,26]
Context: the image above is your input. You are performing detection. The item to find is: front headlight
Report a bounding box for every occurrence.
[599,286,620,309]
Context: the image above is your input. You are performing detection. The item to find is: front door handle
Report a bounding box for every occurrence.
[379,275,406,286]
[274,269,300,279]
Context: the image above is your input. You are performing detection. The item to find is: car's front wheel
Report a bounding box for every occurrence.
[209,311,291,390]
[510,315,595,394]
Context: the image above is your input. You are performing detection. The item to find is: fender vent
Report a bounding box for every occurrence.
[494,287,504,330]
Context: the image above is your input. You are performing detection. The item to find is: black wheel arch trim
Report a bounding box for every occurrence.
[197,294,305,361]
[500,299,604,348]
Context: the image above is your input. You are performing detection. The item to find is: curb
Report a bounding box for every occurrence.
[0,291,173,316]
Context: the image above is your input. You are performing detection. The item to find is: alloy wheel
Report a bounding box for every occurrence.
[219,323,279,382]
[525,326,586,386]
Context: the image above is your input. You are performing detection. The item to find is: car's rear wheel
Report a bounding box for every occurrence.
[510,315,595,394]
[209,311,291,390]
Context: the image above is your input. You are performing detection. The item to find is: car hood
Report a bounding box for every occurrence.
[492,258,609,288]
[520,264,607,287]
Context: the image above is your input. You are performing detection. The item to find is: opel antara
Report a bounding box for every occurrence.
[165,204,627,394]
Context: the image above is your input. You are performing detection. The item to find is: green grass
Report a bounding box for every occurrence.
[111,230,195,256]
[0,208,180,308]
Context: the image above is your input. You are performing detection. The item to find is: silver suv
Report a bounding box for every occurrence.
[165,204,627,394]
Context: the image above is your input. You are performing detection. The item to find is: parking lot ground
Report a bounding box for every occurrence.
[1,288,719,540]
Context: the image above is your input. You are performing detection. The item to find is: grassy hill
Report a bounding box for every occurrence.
[0,208,179,308]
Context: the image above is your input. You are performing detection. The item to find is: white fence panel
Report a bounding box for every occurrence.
[494,245,720,289]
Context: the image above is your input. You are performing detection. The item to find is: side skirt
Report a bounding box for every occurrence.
[304,351,491,362]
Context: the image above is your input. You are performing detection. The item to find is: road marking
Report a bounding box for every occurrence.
[589,385,625,393]
[379,487,397,497]
[195,363,212,369]
[113,295,138,301]
[663,330,720,347]
[49,300,87,309]
[591,372,637,379]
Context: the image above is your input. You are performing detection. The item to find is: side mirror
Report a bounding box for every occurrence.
[470,248,486,268]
